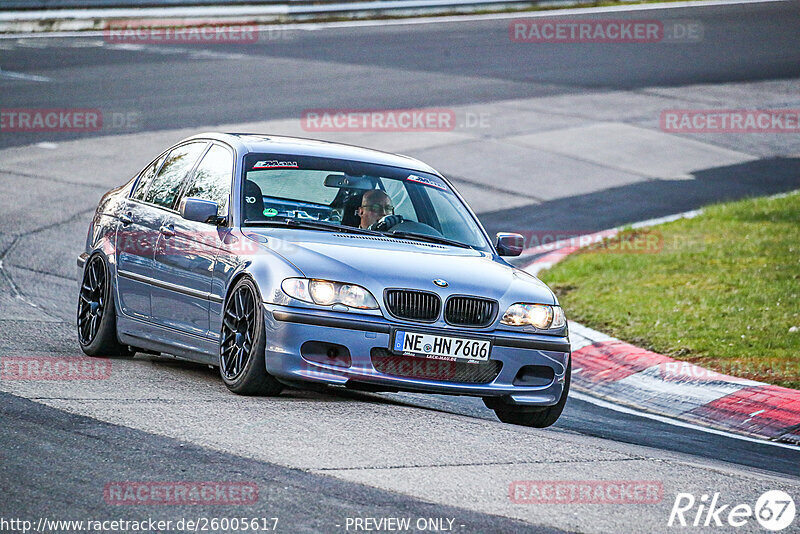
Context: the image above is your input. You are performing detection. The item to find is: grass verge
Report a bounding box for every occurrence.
[541,191,800,389]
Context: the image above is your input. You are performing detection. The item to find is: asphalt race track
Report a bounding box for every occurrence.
[1,1,799,532]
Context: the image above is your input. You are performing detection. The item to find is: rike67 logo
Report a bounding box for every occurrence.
[668,490,795,531]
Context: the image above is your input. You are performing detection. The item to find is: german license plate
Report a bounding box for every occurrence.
[391,330,491,362]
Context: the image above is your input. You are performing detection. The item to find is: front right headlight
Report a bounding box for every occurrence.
[281,278,379,310]
[501,303,566,329]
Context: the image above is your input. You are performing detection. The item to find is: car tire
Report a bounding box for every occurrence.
[488,359,571,428]
[77,253,135,358]
[219,277,283,396]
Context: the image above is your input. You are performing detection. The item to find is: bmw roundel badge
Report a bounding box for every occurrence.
[433,279,448,288]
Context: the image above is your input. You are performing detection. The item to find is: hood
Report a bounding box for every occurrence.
[245,229,555,305]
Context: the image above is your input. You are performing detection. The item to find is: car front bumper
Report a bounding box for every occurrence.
[263,304,570,407]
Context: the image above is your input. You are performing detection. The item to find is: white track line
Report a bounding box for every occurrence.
[571,391,800,451]
[0,0,788,38]
[0,68,50,82]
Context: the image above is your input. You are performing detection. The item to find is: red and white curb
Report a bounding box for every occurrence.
[523,212,800,444]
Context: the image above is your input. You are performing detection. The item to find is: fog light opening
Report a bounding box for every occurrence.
[513,365,556,387]
[301,341,352,368]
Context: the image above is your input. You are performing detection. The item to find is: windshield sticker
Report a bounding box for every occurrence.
[407,174,446,190]
[263,208,278,217]
[253,160,299,169]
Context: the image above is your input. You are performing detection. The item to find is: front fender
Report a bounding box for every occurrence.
[209,236,304,339]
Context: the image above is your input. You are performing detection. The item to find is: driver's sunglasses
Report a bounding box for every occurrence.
[362,203,394,213]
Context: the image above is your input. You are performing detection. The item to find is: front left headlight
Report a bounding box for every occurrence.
[501,303,567,329]
[281,278,379,310]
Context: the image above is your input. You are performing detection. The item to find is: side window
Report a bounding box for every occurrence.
[144,142,207,209]
[182,144,233,216]
[131,154,166,201]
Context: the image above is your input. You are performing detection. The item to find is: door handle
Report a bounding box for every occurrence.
[160,225,176,238]
[120,213,133,225]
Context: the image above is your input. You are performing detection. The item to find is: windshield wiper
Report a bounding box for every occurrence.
[388,231,472,249]
[243,219,472,247]
[242,218,382,236]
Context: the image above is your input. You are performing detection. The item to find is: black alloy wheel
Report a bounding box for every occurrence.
[219,277,283,396]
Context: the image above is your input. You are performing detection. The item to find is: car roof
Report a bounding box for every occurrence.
[182,132,441,176]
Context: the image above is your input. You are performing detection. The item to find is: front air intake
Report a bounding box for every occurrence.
[371,348,502,384]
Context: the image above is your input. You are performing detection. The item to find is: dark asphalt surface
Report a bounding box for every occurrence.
[1,1,799,530]
[378,390,800,477]
[496,156,800,254]
[0,391,556,533]
[1,1,799,150]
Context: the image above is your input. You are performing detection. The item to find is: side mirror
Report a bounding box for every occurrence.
[495,232,524,257]
[180,197,219,225]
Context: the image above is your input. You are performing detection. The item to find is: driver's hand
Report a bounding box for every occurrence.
[370,214,403,231]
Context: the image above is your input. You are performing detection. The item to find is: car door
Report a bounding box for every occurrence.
[116,152,167,321]
[151,142,233,337]
[118,141,209,326]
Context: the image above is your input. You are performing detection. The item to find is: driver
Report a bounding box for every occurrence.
[358,189,403,231]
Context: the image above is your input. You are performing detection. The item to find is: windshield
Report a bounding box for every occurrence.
[241,154,491,251]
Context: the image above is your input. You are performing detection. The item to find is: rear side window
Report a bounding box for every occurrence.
[131,154,165,201]
[144,142,207,209]
[182,144,233,215]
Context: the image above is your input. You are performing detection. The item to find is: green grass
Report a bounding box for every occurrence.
[541,191,800,389]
